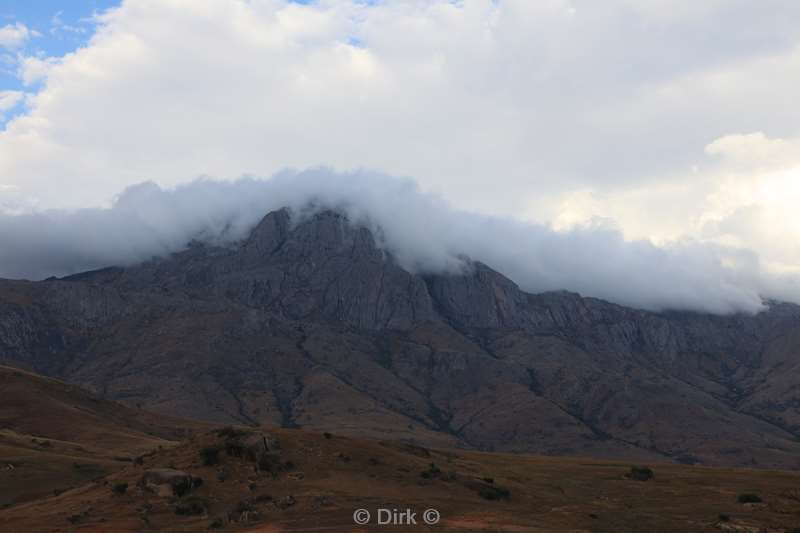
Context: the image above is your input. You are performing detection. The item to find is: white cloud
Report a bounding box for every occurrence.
[0,170,791,315]
[548,131,800,281]
[2,0,799,211]
[0,22,33,49]
[18,55,60,86]
[0,90,23,112]
[0,0,799,312]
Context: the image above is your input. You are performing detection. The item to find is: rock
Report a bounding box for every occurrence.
[239,433,279,460]
[140,468,194,497]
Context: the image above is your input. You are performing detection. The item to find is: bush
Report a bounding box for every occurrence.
[420,463,442,479]
[628,466,654,481]
[479,485,510,501]
[256,453,284,474]
[224,441,245,458]
[174,496,209,516]
[233,500,254,514]
[112,482,128,495]
[737,493,762,504]
[173,478,193,498]
[214,426,249,439]
[200,446,222,466]
[209,517,224,529]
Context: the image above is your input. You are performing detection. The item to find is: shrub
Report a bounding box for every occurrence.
[737,493,762,504]
[209,518,224,529]
[420,463,442,479]
[173,478,193,498]
[224,441,245,458]
[628,466,654,481]
[112,482,128,495]
[215,426,248,439]
[174,496,209,516]
[200,446,222,466]
[256,453,284,474]
[479,485,510,501]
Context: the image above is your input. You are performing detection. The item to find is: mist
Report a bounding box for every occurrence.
[1,169,796,315]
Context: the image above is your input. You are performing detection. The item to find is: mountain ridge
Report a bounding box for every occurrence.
[2,207,800,468]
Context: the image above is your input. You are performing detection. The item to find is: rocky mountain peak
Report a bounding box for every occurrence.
[3,206,800,468]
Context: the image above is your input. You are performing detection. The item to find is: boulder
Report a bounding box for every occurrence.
[140,468,193,497]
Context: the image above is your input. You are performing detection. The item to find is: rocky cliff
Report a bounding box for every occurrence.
[2,208,800,468]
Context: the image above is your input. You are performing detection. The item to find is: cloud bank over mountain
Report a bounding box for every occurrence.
[1,1,799,314]
[1,169,796,315]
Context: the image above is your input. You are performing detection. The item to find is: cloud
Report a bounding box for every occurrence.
[0,90,24,122]
[18,56,60,86]
[1,0,800,214]
[0,169,795,315]
[0,22,33,49]
[0,1,798,314]
[0,90,23,112]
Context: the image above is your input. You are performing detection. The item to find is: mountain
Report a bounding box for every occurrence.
[0,365,205,506]
[2,208,800,468]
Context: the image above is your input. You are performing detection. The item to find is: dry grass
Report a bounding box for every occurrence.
[1,427,799,532]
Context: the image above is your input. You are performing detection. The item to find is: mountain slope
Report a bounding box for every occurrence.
[0,365,206,505]
[1,208,800,468]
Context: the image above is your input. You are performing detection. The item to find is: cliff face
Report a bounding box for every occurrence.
[2,208,800,468]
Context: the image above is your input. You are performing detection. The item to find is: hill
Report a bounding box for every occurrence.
[2,208,800,468]
[0,365,206,506]
[2,424,800,532]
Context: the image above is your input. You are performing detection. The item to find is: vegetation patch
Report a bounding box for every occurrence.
[174,495,209,516]
[737,493,762,504]
[214,426,250,439]
[420,463,442,479]
[478,484,511,501]
[628,466,654,481]
[200,446,222,466]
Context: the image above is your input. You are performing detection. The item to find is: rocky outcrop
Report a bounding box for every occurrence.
[140,469,195,497]
[2,207,800,468]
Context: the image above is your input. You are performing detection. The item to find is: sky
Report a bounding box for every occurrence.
[0,0,799,313]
